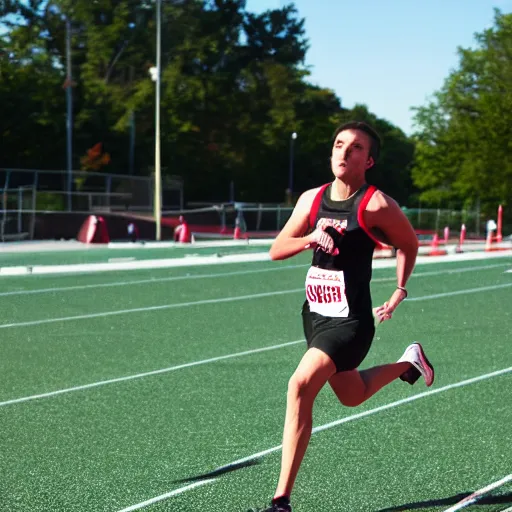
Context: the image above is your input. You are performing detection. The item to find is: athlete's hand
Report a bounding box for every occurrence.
[373,288,407,324]
[373,303,393,324]
[308,227,339,255]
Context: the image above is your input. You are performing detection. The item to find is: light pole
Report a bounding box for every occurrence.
[288,132,297,200]
[65,15,73,211]
[150,0,162,241]
[128,67,135,175]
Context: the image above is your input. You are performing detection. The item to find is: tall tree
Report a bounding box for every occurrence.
[0,0,67,170]
[411,9,512,219]
[0,1,415,206]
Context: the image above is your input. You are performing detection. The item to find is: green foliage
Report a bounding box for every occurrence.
[1,0,415,205]
[0,0,67,168]
[411,9,512,218]
[35,191,65,211]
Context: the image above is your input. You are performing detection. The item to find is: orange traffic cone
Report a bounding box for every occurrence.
[456,224,466,253]
[443,226,450,245]
[233,217,242,240]
[497,205,503,243]
[429,233,447,256]
[485,229,494,251]
[485,229,507,252]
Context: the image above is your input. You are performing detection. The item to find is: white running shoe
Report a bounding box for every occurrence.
[397,343,435,387]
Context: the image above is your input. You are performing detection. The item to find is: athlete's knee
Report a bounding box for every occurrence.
[331,379,366,407]
[287,371,316,403]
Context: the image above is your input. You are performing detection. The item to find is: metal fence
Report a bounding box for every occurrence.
[403,207,493,238]
[181,203,491,237]
[169,202,294,235]
[0,169,504,242]
[0,168,183,241]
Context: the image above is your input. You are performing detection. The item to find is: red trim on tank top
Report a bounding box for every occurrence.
[357,185,384,248]
[309,183,331,229]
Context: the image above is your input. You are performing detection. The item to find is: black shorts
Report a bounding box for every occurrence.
[301,301,375,373]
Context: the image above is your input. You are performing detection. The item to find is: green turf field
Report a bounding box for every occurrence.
[1,254,511,511]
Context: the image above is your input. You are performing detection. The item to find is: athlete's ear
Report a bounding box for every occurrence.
[366,156,375,170]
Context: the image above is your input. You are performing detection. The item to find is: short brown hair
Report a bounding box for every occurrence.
[332,121,381,162]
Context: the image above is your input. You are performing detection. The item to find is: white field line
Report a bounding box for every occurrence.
[0,288,304,329]
[106,240,275,250]
[116,367,512,512]
[407,282,512,302]
[0,340,304,407]
[0,263,309,298]
[0,242,510,277]
[116,479,217,512]
[442,474,512,512]
[0,262,508,298]
[2,281,512,407]
[2,280,512,331]
[0,251,273,276]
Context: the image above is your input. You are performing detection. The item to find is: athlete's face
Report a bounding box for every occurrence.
[331,129,374,180]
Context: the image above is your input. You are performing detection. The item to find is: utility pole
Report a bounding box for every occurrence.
[65,15,73,211]
[153,0,162,240]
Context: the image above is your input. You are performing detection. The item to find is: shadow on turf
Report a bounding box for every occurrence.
[172,459,261,484]
[375,491,512,511]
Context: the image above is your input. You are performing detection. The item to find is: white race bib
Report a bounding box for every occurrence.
[305,266,349,318]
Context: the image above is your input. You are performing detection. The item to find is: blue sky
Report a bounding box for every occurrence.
[246,0,512,135]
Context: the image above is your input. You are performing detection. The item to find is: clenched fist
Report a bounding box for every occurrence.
[309,227,339,255]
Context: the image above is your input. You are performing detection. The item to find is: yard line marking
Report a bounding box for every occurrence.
[0,288,304,329]
[119,478,217,512]
[118,479,217,512]
[405,262,511,277]
[442,474,512,512]
[0,262,508,298]
[116,367,512,512]
[372,262,509,285]
[0,264,309,298]
[1,281,511,406]
[1,281,512,330]
[407,282,512,302]
[0,340,304,407]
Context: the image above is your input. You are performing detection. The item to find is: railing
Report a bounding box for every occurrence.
[0,186,35,241]
[0,167,183,211]
[162,203,294,234]
[0,168,184,241]
[0,170,503,242]
[403,207,492,238]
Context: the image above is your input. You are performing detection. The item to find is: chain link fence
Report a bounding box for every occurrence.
[0,168,183,241]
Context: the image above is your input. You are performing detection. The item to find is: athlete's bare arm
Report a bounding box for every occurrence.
[269,187,341,260]
[364,191,419,319]
[269,189,318,260]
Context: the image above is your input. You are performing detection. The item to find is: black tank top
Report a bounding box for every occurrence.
[308,183,380,319]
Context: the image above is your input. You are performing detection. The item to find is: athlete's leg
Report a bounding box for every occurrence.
[328,362,411,407]
[274,347,337,500]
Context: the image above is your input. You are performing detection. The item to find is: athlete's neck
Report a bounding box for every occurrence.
[331,178,366,201]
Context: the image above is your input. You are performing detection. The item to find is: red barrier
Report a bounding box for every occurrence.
[77,215,110,244]
[429,233,447,256]
[456,224,466,253]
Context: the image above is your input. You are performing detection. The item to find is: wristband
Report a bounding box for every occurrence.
[397,286,408,298]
